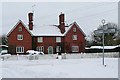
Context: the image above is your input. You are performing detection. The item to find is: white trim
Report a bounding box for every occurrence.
[64,22,86,37]
[7,20,33,36]
[37,37,43,43]
[17,34,23,40]
[18,26,22,32]
[71,46,79,52]
[48,46,53,54]
[56,46,61,52]
[72,35,77,40]
[56,37,61,42]
[7,20,85,37]
[36,46,44,52]
[16,46,24,53]
[73,27,76,32]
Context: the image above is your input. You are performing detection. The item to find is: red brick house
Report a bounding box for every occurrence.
[7,12,86,55]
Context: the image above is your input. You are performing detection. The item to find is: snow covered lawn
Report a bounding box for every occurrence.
[1,58,118,78]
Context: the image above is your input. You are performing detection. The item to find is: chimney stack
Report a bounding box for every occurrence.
[28,12,33,30]
[59,12,65,34]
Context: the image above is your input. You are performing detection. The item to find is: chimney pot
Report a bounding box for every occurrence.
[28,13,33,21]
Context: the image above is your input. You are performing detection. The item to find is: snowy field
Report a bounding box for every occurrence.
[1,58,118,78]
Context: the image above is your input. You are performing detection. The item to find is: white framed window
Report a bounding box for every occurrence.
[56,46,61,52]
[36,46,44,52]
[56,37,61,42]
[17,34,23,40]
[37,37,43,43]
[16,46,24,53]
[72,35,77,40]
[71,46,79,52]
[18,26,22,32]
[73,27,76,32]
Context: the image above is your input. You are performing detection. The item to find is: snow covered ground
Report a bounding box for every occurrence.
[1,58,118,78]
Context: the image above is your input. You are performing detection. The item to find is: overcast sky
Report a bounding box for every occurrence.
[1,1,118,37]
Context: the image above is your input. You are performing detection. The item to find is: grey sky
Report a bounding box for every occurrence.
[2,2,118,37]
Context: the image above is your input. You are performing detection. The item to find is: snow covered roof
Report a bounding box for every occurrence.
[88,46,119,49]
[8,20,85,37]
[7,20,33,36]
[30,25,63,36]
[30,22,85,36]
[64,22,86,36]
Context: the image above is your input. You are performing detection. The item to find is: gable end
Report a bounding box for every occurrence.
[7,20,33,36]
[64,22,86,37]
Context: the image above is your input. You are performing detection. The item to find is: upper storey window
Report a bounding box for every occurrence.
[38,37,43,43]
[18,26,22,32]
[72,35,77,40]
[56,37,61,42]
[17,34,23,40]
[73,27,76,32]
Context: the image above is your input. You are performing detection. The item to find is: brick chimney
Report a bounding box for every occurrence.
[59,12,65,34]
[28,12,33,30]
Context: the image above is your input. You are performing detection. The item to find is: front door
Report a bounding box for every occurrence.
[48,46,53,54]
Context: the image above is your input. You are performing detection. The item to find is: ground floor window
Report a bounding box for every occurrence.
[71,46,79,52]
[56,46,61,52]
[36,46,44,52]
[16,46,24,53]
